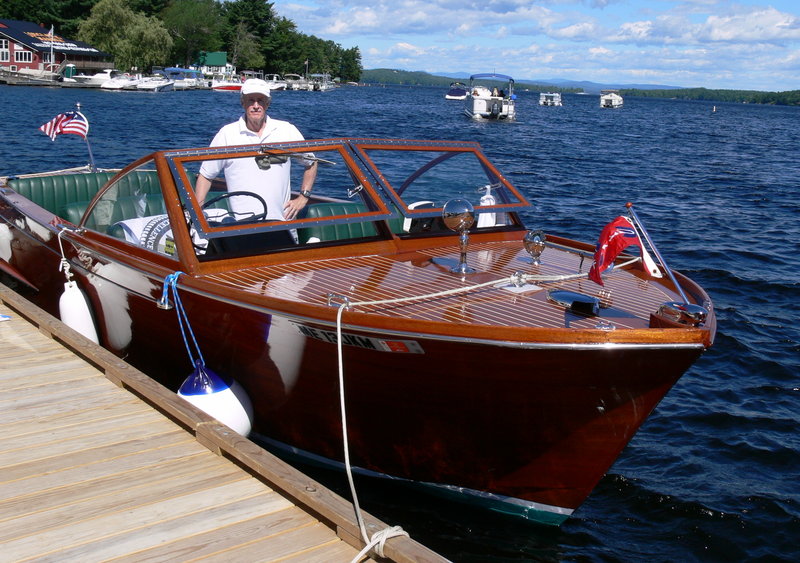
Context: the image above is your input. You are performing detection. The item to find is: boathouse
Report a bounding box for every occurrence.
[0,19,111,75]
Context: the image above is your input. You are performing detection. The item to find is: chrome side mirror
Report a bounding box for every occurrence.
[442,198,476,274]
[522,229,546,265]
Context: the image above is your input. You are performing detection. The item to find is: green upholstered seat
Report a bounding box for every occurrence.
[8,172,117,215]
[8,170,162,219]
[297,202,404,244]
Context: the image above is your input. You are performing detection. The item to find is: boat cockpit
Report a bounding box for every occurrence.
[76,139,532,262]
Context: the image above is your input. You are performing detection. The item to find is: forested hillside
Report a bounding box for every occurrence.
[0,0,362,81]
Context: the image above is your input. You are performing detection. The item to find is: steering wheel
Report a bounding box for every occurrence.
[202,191,268,223]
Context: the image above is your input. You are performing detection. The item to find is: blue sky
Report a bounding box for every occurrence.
[273,0,800,91]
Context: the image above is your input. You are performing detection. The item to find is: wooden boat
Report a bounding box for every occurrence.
[0,138,715,525]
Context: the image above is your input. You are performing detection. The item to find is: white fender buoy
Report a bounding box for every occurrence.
[59,280,99,344]
[178,361,253,436]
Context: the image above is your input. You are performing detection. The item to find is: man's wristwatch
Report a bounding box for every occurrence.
[300,189,312,199]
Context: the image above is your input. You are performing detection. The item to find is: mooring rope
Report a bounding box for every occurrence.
[57,227,75,283]
[159,271,205,369]
[336,304,410,563]
[335,257,639,561]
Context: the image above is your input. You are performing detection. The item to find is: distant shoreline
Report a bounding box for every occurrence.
[361,69,800,106]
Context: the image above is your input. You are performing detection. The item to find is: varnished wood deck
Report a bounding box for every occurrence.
[0,284,445,562]
[204,240,678,331]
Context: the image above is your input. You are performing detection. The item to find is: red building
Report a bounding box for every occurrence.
[0,19,111,75]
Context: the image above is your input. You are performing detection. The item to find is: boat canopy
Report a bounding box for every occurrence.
[469,73,515,84]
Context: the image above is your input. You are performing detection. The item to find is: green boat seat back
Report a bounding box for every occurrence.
[8,170,163,219]
[296,202,404,244]
[8,172,117,215]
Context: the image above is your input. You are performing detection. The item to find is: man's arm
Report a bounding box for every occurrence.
[194,174,213,205]
[283,161,318,220]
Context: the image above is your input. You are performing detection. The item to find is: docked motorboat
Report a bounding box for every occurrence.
[64,69,121,88]
[136,77,175,92]
[445,82,468,100]
[539,92,562,106]
[100,74,142,90]
[309,73,336,91]
[284,73,311,91]
[264,74,288,91]
[600,89,624,108]
[211,74,242,91]
[155,67,206,90]
[464,73,516,120]
[0,138,715,525]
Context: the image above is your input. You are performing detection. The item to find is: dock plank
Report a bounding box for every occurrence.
[105,507,318,562]
[196,522,348,563]
[0,441,210,500]
[0,286,445,563]
[0,463,247,542]
[0,454,236,524]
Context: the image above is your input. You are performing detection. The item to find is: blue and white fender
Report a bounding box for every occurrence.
[178,360,253,436]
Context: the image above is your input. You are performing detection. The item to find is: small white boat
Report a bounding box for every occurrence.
[211,73,242,91]
[264,74,288,91]
[157,67,206,90]
[539,92,562,106]
[463,73,516,121]
[445,82,468,100]
[65,69,122,88]
[136,77,175,92]
[284,73,311,90]
[600,90,623,108]
[309,73,336,91]
[100,74,142,90]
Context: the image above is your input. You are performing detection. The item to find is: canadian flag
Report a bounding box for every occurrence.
[588,215,660,285]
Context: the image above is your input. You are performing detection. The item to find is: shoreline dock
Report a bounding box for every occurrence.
[0,283,445,562]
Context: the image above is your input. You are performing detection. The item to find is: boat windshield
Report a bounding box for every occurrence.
[121,138,533,260]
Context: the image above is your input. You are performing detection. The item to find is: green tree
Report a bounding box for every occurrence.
[221,0,276,40]
[161,0,221,67]
[262,17,300,74]
[0,0,58,23]
[115,15,174,71]
[128,0,170,17]
[2,0,94,37]
[229,21,264,70]
[339,47,361,82]
[77,0,172,71]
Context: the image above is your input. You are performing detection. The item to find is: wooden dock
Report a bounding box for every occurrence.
[0,284,445,562]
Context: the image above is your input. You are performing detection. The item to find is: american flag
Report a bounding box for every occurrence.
[39,111,89,141]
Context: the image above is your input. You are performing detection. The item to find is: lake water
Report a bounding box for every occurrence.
[1,84,798,562]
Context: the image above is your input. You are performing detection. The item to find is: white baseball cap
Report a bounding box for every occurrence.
[241,78,271,98]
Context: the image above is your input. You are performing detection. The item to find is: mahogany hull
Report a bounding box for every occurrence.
[2,243,702,521]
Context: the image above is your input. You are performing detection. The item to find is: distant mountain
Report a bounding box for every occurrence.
[362,69,798,104]
[362,69,580,92]
[429,72,684,94]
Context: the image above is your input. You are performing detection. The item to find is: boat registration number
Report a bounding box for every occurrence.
[294,323,424,354]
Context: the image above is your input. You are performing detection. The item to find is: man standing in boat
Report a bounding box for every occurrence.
[194,78,317,221]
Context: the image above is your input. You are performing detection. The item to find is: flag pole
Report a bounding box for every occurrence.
[49,25,54,73]
[624,202,689,304]
[75,102,96,172]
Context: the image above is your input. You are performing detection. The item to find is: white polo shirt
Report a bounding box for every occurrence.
[199,116,309,220]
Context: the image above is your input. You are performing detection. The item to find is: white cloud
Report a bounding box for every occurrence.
[700,8,800,42]
[273,1,800,90]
